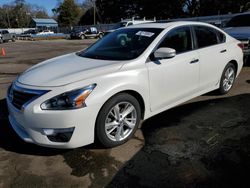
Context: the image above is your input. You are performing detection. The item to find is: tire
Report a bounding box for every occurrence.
[98,33,103,39]
[80,35,85,40]
[0,38,3,44]
[96,93,141,148]
[218,62,236,94]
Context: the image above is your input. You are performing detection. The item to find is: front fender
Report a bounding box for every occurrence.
[84,68,151,119]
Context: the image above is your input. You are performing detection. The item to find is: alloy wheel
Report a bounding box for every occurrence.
[223,66,235,92]
[104,102,137,142]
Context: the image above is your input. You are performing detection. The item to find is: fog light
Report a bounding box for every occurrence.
[42,127,75,143]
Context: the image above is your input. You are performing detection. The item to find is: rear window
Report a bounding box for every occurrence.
[227,15,250,27]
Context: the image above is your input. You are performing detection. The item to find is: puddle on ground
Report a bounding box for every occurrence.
[63,148,123,188]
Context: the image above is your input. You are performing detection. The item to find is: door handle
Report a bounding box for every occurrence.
[190,59,199,64]
[220,49,227,53]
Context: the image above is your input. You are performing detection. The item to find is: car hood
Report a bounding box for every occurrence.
[18,53,124,87]
[224,27,250,40]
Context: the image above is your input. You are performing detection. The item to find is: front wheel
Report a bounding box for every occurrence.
[98,33,103,39]
[218,63,236,94]
[80,35,85,40]
[96,93,141,148]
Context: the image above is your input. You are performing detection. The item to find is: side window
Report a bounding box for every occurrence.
[217,30,226,43]
[158,27,192,54]
[127,22,133,26]
[194,26,218,48]
[90,27,97,34]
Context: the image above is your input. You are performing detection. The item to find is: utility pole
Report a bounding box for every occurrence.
[6,8,11,28]
[92,0,96,25]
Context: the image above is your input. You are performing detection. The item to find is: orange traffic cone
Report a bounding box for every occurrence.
[1,48,6,56]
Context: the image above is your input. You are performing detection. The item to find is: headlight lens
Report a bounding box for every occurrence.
[41,84,96,110]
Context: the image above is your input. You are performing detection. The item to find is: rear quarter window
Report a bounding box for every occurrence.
[217,30,226,43]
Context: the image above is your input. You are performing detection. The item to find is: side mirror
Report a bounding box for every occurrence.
[153,47,176,59]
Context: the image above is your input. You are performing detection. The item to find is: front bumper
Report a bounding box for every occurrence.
[7,86,100,149]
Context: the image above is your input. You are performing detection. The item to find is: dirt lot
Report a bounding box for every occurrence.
[0,40,250,188]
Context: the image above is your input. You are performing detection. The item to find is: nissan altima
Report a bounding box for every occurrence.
[7,21,243,148]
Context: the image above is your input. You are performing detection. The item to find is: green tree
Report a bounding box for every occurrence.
[31,5,49,19]
[0,0,49,28]
[0,7,9,28]
[56,0,82,27]
[95,0,122,23]
[94,0,185,23]
[184,0,200,16]
[11,0,30,27]
[138,0,185,19]
[199,0,250,15]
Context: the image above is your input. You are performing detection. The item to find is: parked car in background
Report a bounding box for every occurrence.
[36,30,54,35]
[104,17,156,35]
[70,27,103,39]
[7,22,243,149]
[224,13,250,63]
[0,30,16,43]
[21,29,38,37]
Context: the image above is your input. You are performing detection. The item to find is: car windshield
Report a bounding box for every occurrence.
[226,15,250,27]
[78,28,163,60]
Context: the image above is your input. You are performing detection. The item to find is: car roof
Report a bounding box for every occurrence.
[128,21,215,29]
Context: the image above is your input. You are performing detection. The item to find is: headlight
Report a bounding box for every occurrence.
[41,84,96,110]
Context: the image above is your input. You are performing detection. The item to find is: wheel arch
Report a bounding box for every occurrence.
[94,89,146,145]
[117,90,145,120]
[228,60,238,74]
[97,89,146,120]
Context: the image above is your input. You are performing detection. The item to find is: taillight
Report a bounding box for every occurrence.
[237,43,244,51]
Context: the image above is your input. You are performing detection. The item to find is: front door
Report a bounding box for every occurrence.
[147,26,200,112]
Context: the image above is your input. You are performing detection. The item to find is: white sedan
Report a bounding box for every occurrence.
[36,30,54,35]
[7,21,243,148]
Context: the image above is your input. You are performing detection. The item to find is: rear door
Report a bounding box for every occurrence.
[193,26,228,91]
[147,26,200,112]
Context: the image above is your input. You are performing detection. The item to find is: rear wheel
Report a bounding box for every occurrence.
[96,93,141,148]
[218,63,236,94]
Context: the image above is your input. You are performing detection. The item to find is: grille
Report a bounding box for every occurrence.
[12,89,38,110]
